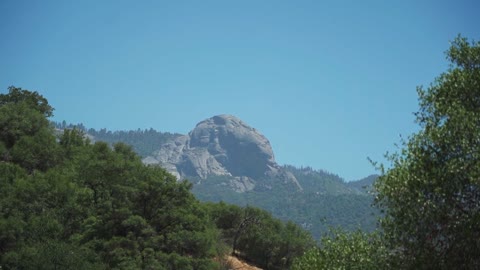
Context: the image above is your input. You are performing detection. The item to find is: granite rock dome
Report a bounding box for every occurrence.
[143,115,301,192]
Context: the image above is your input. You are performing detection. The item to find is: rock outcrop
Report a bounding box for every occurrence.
[143,115,301,192]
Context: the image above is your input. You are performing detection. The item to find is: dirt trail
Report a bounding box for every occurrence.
[226,255,263,270]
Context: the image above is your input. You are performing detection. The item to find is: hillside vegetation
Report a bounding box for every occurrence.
[293,36,480,269]
[60,123,379,240]
[0,87,313,269]
[191,168,377,240]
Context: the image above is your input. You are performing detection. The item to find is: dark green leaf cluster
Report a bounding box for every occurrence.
[0,87,59,172]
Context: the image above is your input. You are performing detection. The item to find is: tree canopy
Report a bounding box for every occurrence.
[374,35,480,269]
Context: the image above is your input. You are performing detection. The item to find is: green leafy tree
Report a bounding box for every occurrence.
[0,86,53,117]
[375,36,480,269]
[10,127,60,172]
[292,230,387,270]
[0,87,58,171]
[206,202,314,269]
[59,128,89,159]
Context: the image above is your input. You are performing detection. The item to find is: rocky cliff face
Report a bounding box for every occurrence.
[143,115,301,192]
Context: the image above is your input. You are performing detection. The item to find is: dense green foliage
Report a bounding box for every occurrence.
[374,36,480,269]
[292,230,387,270]
[1,88,219,268]
[1,87,313,269]
[294,36,480,269]
[206,202,315,269]
[0,87,59,172]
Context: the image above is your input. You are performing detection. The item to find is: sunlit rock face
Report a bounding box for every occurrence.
[143,114,301,192]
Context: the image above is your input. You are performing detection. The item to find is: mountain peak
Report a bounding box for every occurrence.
[143,115,301,192]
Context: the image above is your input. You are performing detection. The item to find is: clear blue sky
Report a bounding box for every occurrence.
[1,1,478,180]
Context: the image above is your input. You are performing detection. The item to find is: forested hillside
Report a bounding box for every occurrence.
[0,87,313,269]
[191,168,377,240]
[54,118,379,240]
[53,121,181,158]
[347,174,377,193]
